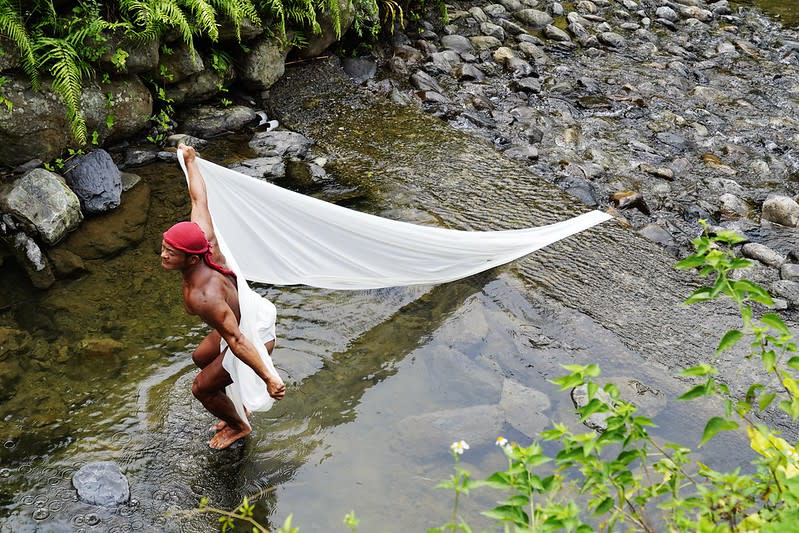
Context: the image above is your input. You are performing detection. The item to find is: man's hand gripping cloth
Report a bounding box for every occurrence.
[176,150,613,417]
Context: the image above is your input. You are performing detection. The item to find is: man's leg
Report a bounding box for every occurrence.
[193,330,222,369]
[191,353,251,449]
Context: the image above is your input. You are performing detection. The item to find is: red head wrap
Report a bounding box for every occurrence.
[162,221,236,278]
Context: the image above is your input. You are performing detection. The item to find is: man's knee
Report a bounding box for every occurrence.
[192,376,210,400]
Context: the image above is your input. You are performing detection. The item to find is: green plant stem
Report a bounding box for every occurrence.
[195,506,270,532]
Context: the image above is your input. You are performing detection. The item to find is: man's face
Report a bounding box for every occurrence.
[160,240,189,270]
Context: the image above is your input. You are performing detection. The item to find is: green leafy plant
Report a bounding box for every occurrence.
[427,221,799,532]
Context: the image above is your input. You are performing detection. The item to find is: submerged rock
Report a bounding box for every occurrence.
[72,461,130,507]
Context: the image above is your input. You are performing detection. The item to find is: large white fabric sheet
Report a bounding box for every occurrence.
[177,151,612,415]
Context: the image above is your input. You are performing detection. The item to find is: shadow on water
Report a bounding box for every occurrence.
[0,59,782,531]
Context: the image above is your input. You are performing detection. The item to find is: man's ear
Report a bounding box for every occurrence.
[189,255,201,266]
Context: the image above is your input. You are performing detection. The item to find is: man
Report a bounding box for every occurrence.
[161,144,286,449]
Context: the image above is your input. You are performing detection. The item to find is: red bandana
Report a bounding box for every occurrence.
[163,221,236,278]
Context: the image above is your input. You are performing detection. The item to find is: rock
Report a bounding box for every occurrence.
[741,242,784,268]
[503,144,538,161]
[598,32,626,48]
[72,461,130,507]
[611,191,649,214]
[342,57,378,84]
[498,379,550,439]
[159,41,204,84]
[771,280,799,308]
[441,34,474,54]
[638,223,675,247]
[56,182,150,259]
[238,37,289,91]
[718,193,749,219]
[469,35,503,51]
[98,31,160,74]
[82,75,153,145]
[571,383,613,431]
[0,357,22,401]
[680,5,712,22]
[544,25,571,42]
[410,70,444,93]
[394,404,504,459]
[781,264,799,282]
[514,9,553,28]
[480,21,506,41]
[120,172,142,192]
[177,105,258,138]
[655,6,678,21]
[76,337,125,358]
[63,149,122,215]
[46,247,86,278]
[229,156,286,179]
[455,63,485,81]
[297,0,355,57]
[0,326,32,362]
[510,77,541,93]
[165,63,235,105]
[0,168,83,245]
[249,130,313,158]
[762,195,799,227]
[0,224,54,288]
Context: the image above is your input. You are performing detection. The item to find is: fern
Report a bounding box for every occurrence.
[119,0,196,51]
[33,36,92,144]
[0,0,39,89]
[184,0,220,41]
[211,0,262,41]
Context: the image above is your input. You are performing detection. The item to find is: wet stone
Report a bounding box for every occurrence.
[762,195,799,228]
[571,383,612,432]
[771,280,799,308]
[718,193,749,219]
[72,462,130,507]
[741,242,784,268]
[638,223,675,248]
[781,263,799,282]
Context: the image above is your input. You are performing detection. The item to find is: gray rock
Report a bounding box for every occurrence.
[469,35,503,51]
[342,57,378,84]
[741,242,784,268]
[468,6,489,22]
[499,379,550,439]
[440,34,473,54]
[503,144,538,161]
[762,195,799,227]
[72,461,129,507]
[513,8,553,28]
[410,70,444,93]
[177,105,258,138]
[159,41,204,84]
[249,130,313,159]
[455,63,485,81]
[82,75,153,145]
[655,6,678,21]
[598,32,626,47]
[571,383,613,431]
[781,263,799,282]
[0,168,82,245]
[297,0,355,57]
[165,63,235,105]
[718,193,749,219]
[229,156,286,179]
[544,24,571,42]
[496,0,522,13]
[771,280,799,308]
[680,5,713,22]
[510,77,541,93]
[238,37,289,91]
[63,149,122,215]
[638,223,675,247]
[496,18,527,35]
[480,21,506,41]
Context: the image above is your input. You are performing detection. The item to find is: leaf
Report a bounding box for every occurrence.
[699,417,739,448]
[762,350,777,372]
[788,357,799,371]
[674,255,706,269]
[761,313,790,335]
[682,363,717,377]
[481,505,528,527]
[684,287,714,305]
[716,329,743,354]
[678,384,710,401]
[593,496,614,515]
[758,392,777,411]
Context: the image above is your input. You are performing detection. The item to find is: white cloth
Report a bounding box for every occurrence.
[177,150,612,415]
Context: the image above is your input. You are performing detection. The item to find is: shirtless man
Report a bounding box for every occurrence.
[161,144,285,449]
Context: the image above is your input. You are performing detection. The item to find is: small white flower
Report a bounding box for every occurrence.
[495,436,508,448]
[450,440,469,455]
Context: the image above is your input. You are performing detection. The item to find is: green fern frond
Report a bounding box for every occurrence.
[259,0,287,36]
[0,0,39,89]
[120,0,195,51]
[183,0,219,41]
[321,0,341,38]
[34,36,91,145]
[210,0,262,41]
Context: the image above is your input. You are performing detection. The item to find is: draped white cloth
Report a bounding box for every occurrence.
[177,150,612,416]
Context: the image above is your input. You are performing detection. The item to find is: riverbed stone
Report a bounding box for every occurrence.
[82,75,154,145]
[441,34,474,54]
[56,182,150,259]
[0,225,54,289]
[718,193,749,219]
[0,326,32,362]
[770,280,799,308]
[249,130,313,158]
[0,168,83,245]
[762,195,799,228]
[229,156,286,179]
[571,383,613,431]
[499,379,550,438]
[638,223,675,247]
[514,9,553,28]
[46,247,86,278]
[72,461,130,507]
[76,337,126,358]
[166,64,235,105]
[63,149,122,215]
[781,263,799,282]
[238,37,289,91]
[741,242,784,268]
[544,25,572,42]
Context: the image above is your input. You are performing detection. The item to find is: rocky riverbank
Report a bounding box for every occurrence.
[4,0,799,307]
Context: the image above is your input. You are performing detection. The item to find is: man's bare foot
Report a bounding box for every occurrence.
[210,408,251,432]
[208,425,251,449]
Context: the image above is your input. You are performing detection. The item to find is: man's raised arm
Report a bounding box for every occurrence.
[180,144,227,267]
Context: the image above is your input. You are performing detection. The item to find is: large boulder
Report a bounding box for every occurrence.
[0,74,72,166]
[0,168,83,245]
[81,75,153,145]
[176,104,258,137]
[238,37,289,91]
[158,41,204,84]
[98,32,160,74]
[298,0,356,58]
[63,149,122,215]
[166,62,236,105]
